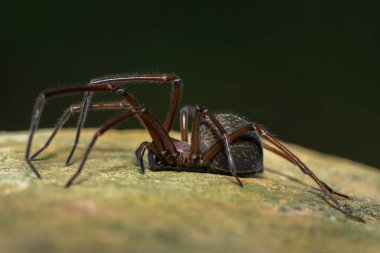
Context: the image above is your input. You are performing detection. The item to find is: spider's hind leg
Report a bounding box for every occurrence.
[198,122,362,222]
[255,124,364,222]
[262,143,351,199]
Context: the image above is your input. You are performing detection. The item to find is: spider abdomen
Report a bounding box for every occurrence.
[199,113,264,175]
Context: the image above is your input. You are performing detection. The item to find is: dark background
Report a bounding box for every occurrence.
[1,1,379,168]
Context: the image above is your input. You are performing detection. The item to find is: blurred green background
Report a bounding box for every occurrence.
[1,1,379,168]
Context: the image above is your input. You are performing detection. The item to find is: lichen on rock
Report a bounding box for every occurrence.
[0,129,379,253]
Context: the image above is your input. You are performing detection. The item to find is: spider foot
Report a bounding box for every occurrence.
[235,176,243,188]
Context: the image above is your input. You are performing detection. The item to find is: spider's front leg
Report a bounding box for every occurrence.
[65,75,183,165]
[30,101,131,160]
[135,141,151,174]
[26,83,180,187]
[26,85,124,178]
[65,89,179,187]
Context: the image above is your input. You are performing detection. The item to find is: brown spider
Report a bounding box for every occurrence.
[25,74,364,222]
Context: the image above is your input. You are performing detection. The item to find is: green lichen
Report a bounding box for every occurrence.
[0,129,379,253]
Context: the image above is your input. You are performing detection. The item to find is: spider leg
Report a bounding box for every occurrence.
[65,108,139,187]
[179,106,190,142]
[66,90,179,187]
[183,105,242,187]
[66,75,183,166]
[26,84,124,179]
[135,141,150,174]
[254,125,365,223]
[30,101,131,160]
[189,107,202,156]
[120,91,178,157]
[179,105,198,142]
[65,90,93,166]
[26,82,178,179]
[262,143,351,199]
[201,124,363,222]
[201,124,254,163]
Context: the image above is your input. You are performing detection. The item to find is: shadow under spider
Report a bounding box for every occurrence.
[265,167,327,194]
[264,167,368,216]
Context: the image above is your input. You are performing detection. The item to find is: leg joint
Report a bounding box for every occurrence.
[162,74,181,82]
[115,88,126,95]
[253,124,267,136]
[137,106,148,114]
[94,131,102,138]
[38,93,46,101]
[194,105,208,113]
[180,105,196,117]
[173,79,183,87]
[222,132,230,140]
[70,104,81,113]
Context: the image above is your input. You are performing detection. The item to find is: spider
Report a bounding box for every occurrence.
[25,74,364,222]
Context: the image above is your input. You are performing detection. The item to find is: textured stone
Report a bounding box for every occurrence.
[0,129,379,253]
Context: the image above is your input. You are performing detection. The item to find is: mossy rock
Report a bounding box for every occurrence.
[0,129,379,253]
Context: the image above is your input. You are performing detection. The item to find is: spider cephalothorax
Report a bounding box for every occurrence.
[25,73,364,222]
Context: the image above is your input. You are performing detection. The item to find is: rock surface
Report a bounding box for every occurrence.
[0,129,379,253]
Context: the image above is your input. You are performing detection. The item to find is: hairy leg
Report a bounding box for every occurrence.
[201,123,363,222]
[31,101,131,160]
[65,74,183,165]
